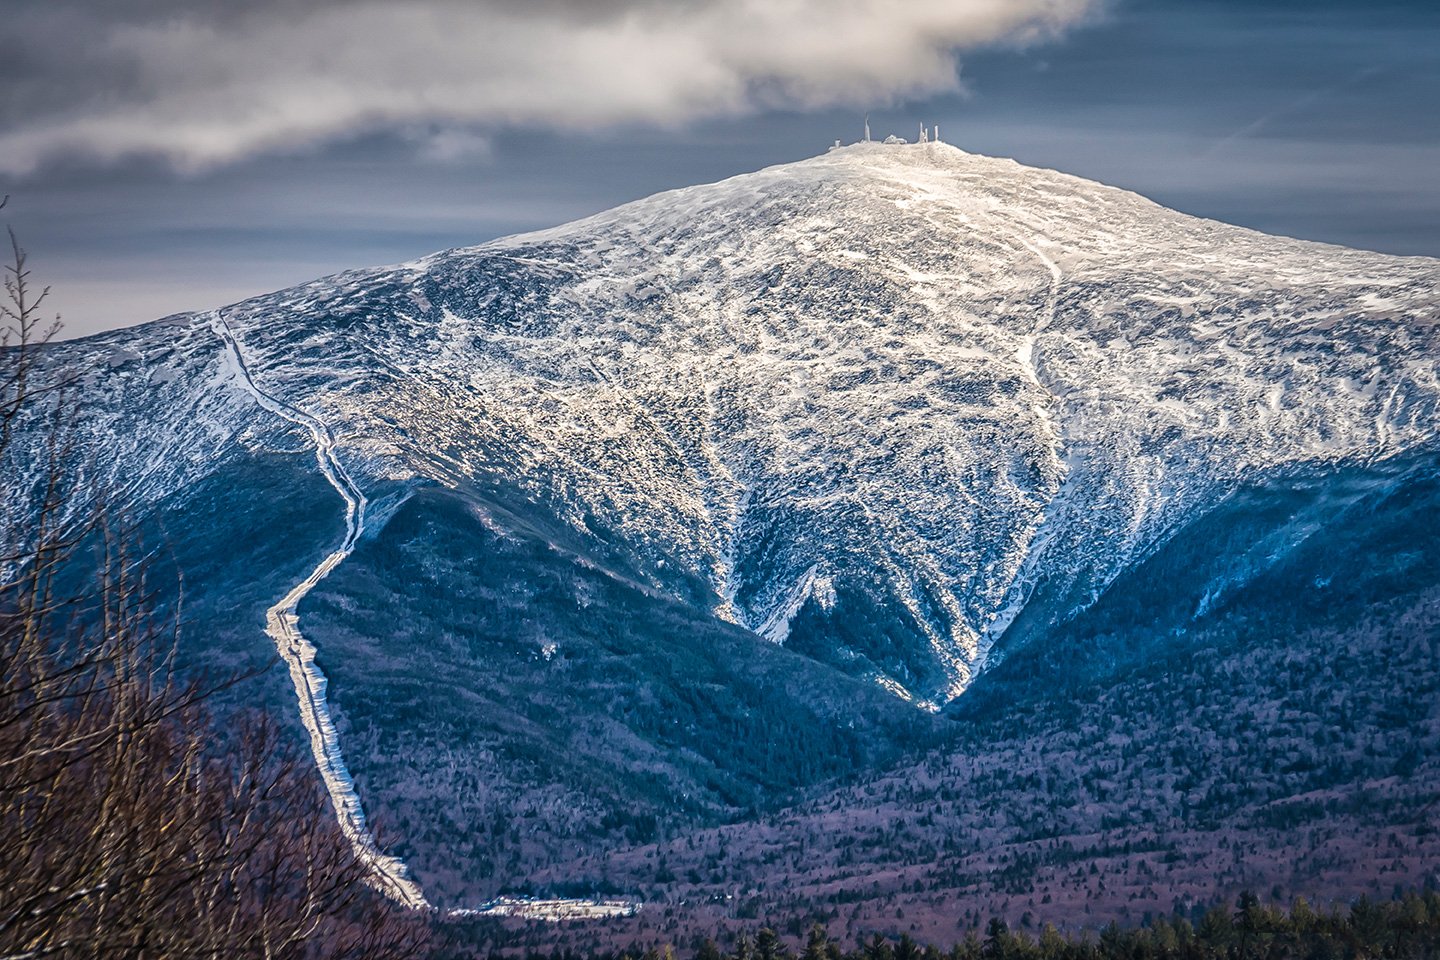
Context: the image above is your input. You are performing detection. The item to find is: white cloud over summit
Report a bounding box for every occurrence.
[0,0,1100,173]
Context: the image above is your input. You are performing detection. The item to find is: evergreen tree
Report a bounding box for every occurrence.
[1036,924,1066,960]
[802,924,829,960]
[864,933,894,960]
[756,929,787,960]
[982,919,1011,960]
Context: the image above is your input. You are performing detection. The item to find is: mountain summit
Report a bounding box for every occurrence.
[13,142,1440,907]
[39,141,1439,696]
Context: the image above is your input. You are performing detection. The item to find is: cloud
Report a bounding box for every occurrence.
[0,0,1101,174]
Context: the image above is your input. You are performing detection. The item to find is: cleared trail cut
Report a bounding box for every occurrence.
[210,311,429,910]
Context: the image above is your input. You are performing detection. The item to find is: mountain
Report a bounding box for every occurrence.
[7,142,1439,920]
[521,447,1440,952]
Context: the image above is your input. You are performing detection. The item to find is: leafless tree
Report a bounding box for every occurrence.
[0,203,432,959]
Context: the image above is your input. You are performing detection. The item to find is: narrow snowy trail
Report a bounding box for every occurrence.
[208,312,430,910]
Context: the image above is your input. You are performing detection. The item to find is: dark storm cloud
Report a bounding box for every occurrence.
[5,0,1437,340]
[0,0,1103,173]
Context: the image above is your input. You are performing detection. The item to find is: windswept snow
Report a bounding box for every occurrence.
[15,141,1440,708]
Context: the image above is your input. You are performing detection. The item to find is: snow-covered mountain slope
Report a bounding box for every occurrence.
[16,142,1440,707]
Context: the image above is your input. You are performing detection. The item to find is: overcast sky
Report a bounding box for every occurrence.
[2,0,1437,339]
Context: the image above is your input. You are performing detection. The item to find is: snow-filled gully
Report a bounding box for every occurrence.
[208,312,430,910]
[972,221,1072,666]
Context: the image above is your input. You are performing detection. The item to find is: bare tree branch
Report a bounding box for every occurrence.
[0,204,432,959]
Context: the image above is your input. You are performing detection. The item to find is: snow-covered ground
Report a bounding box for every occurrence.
[451,897,641,922]
[195,140,1437,699]
[15,141,1440,704]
